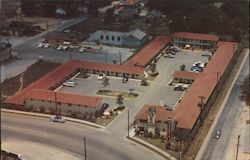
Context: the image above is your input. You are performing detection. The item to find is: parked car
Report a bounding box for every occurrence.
[36,43,45,48]
[190,66,202,72]
[97,73,105,80]
[79,47,87,53]
[56,45,63,50]
[164,54,175,58]
[122,77,129,83]
[63,80,78,87]
[214,130,221,139]
[50,115,65,123]
[174,84,189,91]
[44,43,51,48]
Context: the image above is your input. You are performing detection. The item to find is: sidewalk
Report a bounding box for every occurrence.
[127,128,177,160]
[1,108,105,129]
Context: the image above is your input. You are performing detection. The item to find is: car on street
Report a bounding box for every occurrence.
[214,130,221,139]
[50,115,65,123]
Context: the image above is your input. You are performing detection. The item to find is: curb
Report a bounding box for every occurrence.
[126,136,177,160]
[1,108,105,129]
[195,49,249,160]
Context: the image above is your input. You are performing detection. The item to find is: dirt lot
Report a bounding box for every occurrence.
[1,60,59,96]
[182,50,246,160]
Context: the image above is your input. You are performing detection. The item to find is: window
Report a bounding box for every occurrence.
[58,102,61,105]
[68,103,72,107]
[117,36,121,41]
[106,35,109,40]
[163,129,165,131]
[112,36,115,41]
[100,35,103,40]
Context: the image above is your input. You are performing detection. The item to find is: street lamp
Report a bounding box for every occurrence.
[83,137,87,160]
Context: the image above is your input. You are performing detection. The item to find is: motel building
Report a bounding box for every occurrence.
[24,89,104,116]
[135,105,176,139]
[173,32,219,50]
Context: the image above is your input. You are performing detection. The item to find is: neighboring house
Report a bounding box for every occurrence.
[43,31,88,46]
[135,105,176,139]
[88,29,149,48]
[24,89,104,115]
[0,21,41,36]
[173,32,219,50]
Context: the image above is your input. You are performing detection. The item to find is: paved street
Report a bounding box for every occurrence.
[1,112,166,160]
[198,51,249,160]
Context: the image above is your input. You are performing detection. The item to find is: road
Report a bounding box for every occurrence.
[1,112,166,160]
[199,52,249,160]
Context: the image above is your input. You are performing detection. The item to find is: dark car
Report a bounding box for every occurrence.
[122,77,128,83]
[214,130,221,139]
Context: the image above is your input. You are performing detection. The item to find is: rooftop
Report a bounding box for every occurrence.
[173,32,219,42]
[26,89,103,108]
[172,71,201,81]
[124,36,171,67]
[5,60,144,105]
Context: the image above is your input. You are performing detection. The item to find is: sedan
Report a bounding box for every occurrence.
[214,130,221,139]
[50,115,65,123]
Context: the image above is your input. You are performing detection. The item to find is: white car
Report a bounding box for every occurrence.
[56,45,62,50]
[50,115,65,123]
[36,43,45,48]
[44,43,51,48]
[79,47,87,53]
[62,45,68,51]
[97,73,105,80]
[63,80,78,87]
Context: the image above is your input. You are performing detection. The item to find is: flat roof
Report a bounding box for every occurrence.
[124,36,171,67]
[173,32,219,42]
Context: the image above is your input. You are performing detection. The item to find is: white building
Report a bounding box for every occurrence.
[87,29,149,48]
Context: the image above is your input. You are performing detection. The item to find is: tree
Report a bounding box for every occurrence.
[102,77,110,88]
[180,64,186,71]
[150,63,157,73]
[240,74,250,105]
[116,94,124,107]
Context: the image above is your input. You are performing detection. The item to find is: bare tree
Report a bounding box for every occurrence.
[102,77,110,88]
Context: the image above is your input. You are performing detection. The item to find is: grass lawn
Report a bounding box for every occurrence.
[96,89,139,98]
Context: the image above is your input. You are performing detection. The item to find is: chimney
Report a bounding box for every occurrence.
[147,107,156,124]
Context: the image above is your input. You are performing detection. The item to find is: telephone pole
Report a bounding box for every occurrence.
[54,91,58,115]
[84,137,87,160]
[127,109,130,137]
[236,135,240,160]
[198,96,205,123]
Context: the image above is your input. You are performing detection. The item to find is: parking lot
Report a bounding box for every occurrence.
[58,74,145,109]
[56,48,210,111]
[35,42,135,64]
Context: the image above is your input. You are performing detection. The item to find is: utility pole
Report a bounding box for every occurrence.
[54,91,58,115]
[105,52,107,64]
[179,140,183,160]
[236,135,240,160]
[216,72,220,83]
[119,51,122,64]
[198,96,205,124]
[127,109,130,137]
[83,137,87,160]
